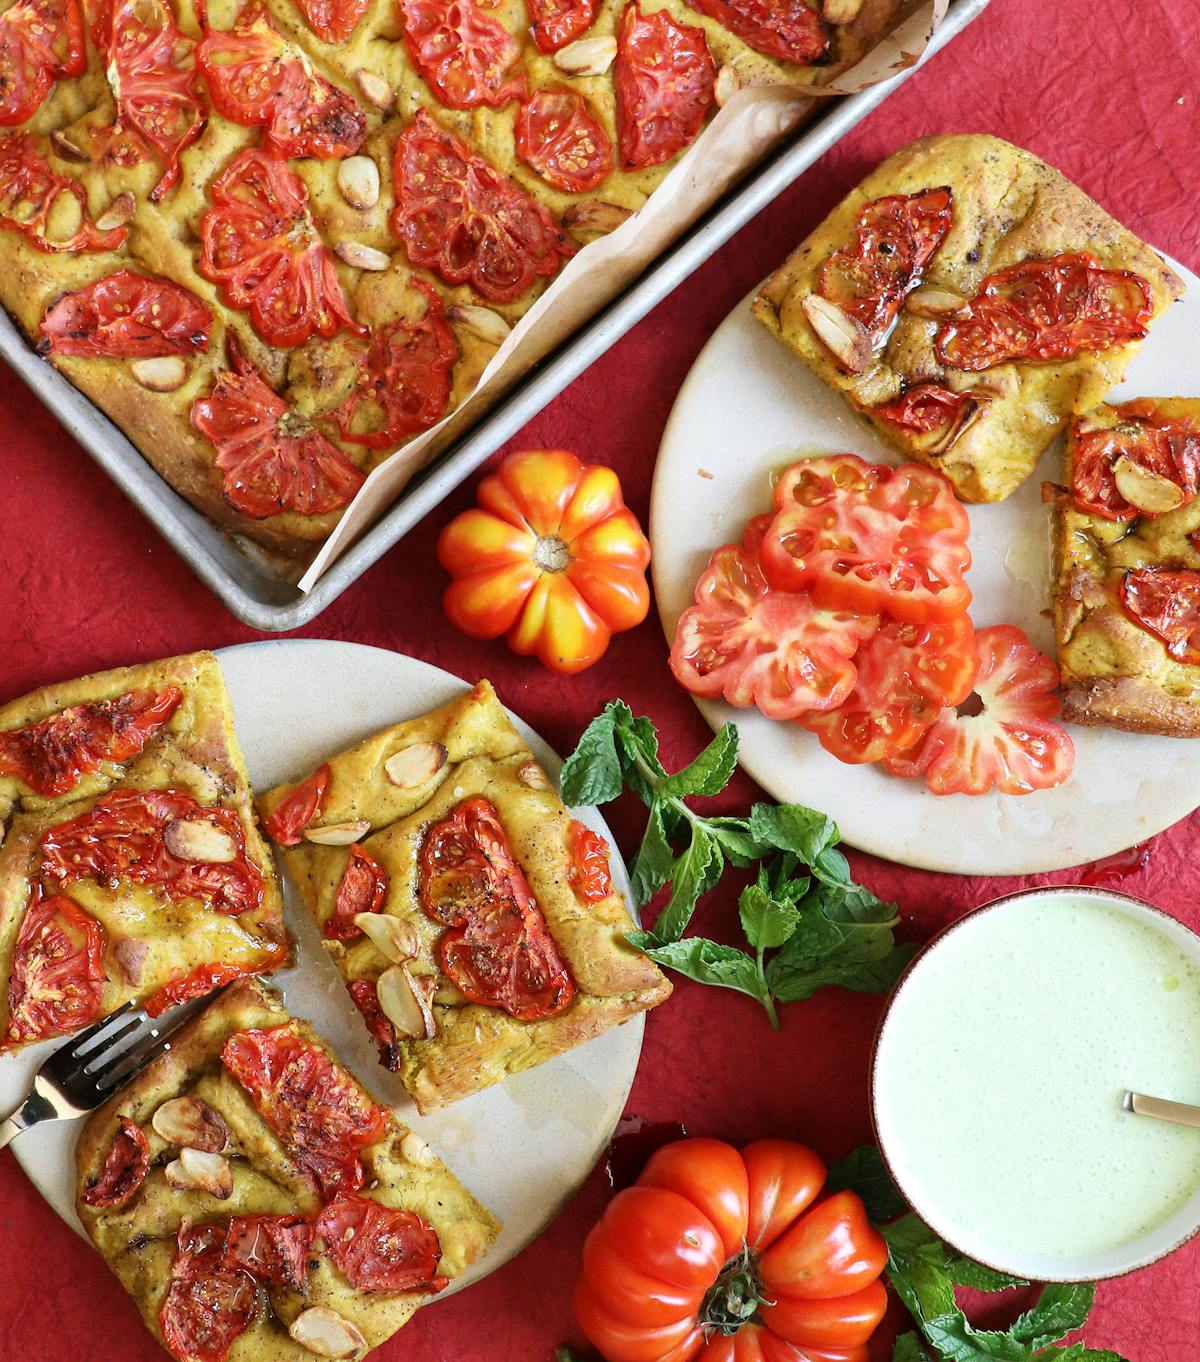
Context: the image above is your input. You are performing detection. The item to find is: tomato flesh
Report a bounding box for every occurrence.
[0,132,127,252]
[528,0,593,51]
[316,1193,447,1294]
[159,1223,259,1362]
[144,954,284,1017]
[346,978,400,1070]
[263,763,330,845]
[567,819,613,904]
[326,843,389,941]
[6,887,106,1045]
[685,0,826,65]
[516,89,612,194]
[0,0,84,125]
[82,1115,151,1207]
[291,0,369,41]
[1071,401,1200,521]
[399,0,525,109]
[874,384,969,435]
[40,271,211,358]
[419,796,576,1020]
[615,2,715,171]
[1121,567,1200,665]
[222,1215,313,1290]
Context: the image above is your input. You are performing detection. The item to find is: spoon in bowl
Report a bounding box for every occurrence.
[1122,1091,1200,1130]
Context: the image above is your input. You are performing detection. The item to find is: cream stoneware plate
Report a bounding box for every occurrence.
[651,252,1200,876]
[0,639,644,1298]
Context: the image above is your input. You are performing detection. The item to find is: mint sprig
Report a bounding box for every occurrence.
[559,701,913,1027]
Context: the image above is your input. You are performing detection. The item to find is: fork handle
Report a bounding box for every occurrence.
[0,1087,56,1150]
[0,1114,24,1151]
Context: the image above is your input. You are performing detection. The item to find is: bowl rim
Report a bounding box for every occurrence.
[869,883,1200,1283]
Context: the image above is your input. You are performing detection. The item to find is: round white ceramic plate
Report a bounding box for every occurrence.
[651,252,1200,876]
[0,640,643,1299]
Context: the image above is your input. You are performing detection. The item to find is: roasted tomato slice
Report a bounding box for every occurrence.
[326,844,389,941]
[41,788,265,915]
[1071,401,1200,522]
[290,0,369,41]
[398,0,525,109]
[199,148,363,348]
[936,252,1153,372]
[392,109,573,305]
[800,613,979,765]
[221,1022,387,1197]
[262,764,330,846]
[197,1,364,159]
[1121,567,1200,665]
[160,1223,260,1362]
[39,271,211,358]
[670,513,878,720]
[0,0,84,125]
[420,796,576,1020]
[91,0,205,201]
[615,2,715,171]
[192,354,364,518]
[760,455,972,625]
[316,1193,447,1294]
[222,1215,313,1290]
[144,955,284,1018]
[818,188,953,347]
[566,820,612,904]
[874,384,971,435]
[686,0,826,64]
[883,625,1073,795]
[528,0,593,52]
[6,887,106,1046]
[329,279,456,450]
[346,979,399,1070]
[516,88,611,193]
[81,1116,151,1207]
[0,686,181,797]
[0,133,127,252]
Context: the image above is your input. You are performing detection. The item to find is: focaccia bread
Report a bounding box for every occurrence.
[76,978,498,1362]
[753,134,1183,503]
[1051,398,1200,735]
[0,652,288,1049]
[1,0,909,561]
[258,679,670,1112]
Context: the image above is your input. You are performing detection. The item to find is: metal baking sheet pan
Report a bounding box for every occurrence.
[0,0,989,632]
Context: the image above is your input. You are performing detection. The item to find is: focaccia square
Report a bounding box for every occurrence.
[1051,398,1200,735]
[76,978,498,1362]
[753,134,1183,503]
[258,680,670,1113]
[0,652,288,1049]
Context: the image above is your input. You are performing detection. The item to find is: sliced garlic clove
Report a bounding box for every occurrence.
[447,303,511,347]
[802,293,872,374]
[334,240,390,271]
[552,34,617,76]
[823,0,863,21]
[353,912,419,963]
[130,355,188,392]
[95,190,136,232]
[152,1097,229,1153]
[926,394,987,455]
[50,130,89,162]
[1113,455,1186,514]
[163,817,238,864]
[165,1147,233,1199]
[376,964,437,1040]
[336,155,380,211]
[303,819,371,845]
[563,198,632,244]
[516,760,550,790]
[383,741,448,790]
[714,64,740,107]
[289,1307,368,1360]
[400,1130,436,1167]
[355,68,394,110]
[904,285,968,319]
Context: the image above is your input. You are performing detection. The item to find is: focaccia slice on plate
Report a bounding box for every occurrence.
[76,978,498,1362]
[1051,398,1200,735]
[0,652,288,1050]
[258,680,670,1113]
[753,134,1183,503]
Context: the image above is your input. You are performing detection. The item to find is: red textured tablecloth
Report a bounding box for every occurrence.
[4,1,1200,1356]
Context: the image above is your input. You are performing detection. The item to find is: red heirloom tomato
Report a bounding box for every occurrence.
[1121,567,1200,664]
[326,844,389,940]
[936,252,1153,372]
[81,1116,151,1207]
[316,1194,447,1293]
[438,447,651,673]
[191,349,365,519]
[197,1,364,159]
[160,1223,259,1362]
[0,0,84,125]
[6,887,106,1046]
[39,271,212,358]
[874,384,970,435]
[516,88,612,193]
[1071,402,1200,521]
[263,763,331,844]
[528,0,593,51]
[398,0,525,108]
[567,819,613,904]
[760,455,972,625]
[291,0,369,42]
[884,625,1073,796]
[615,2,715,170]
[686,0,826,65]
[392,109,574,305]
[222,1214,313,1290]
[0,133,127,252]
[575,1137,887,1362]
[800,613,978,765]
[145,954,285,1017]
[670,515,878,721]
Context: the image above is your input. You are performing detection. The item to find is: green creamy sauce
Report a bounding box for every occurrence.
[875,896,1200,1262]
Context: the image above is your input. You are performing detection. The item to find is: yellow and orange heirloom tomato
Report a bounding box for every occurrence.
[574,1137,888,1362]
[437,449,651,674]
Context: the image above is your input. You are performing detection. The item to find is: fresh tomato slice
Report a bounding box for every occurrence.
[670,513,879,720]
[199,148,363,348]
[0,0,84,125]
[159,1223,260,1362]
[346,979,399,1069]
[615,1,715,171]
[760,455,972,625]
[874,384,970,435]
[398,0,525,108]
[41,788,265,915]
[144,954,285,1017]
[0,133,127,252]
[329,279,456,450]
[197,1,364,159]
[883,625,1073,795]
[566,819,613,904]
[391,109,573,305]
[290,0,369,41]
[81,1116,151,1207]
[685,0,826,65]
[528,0,593,51]
[262,763,330,845]
[0,686,181,797]
[315,1193,447,1294]
[936,252,1153,372]
[818,188,953,347]
[1071,401,1200,521]
[326,845,389,941]
[1121,567,1200,664]
[91,0,205,201]
[800,613,978,765]
[39,271,211,358]
[221,1215,313,1290]
[221,1022,387,1197]
[419,796,576,1020]
[516,88,612,193]
[6,887,106,1046]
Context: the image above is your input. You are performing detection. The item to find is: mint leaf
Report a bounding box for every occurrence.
[825,1145,908,1223]
[882,1215,959,1325]
[749,802,840,864]
[1037,1349,1130,1362]
[1010,1285,1095,1349]
[894,1335,932,1362]
[628,803,675,907]
[635,936,768,1006]
[946,1254,1028,1292]
[921,1314,1032,1362]
[661,722,739,798]
[649,825,722,943]
[613,707,668,806]
[560,705,623,806]
[707,816,765,866]
[739,883,801,951]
